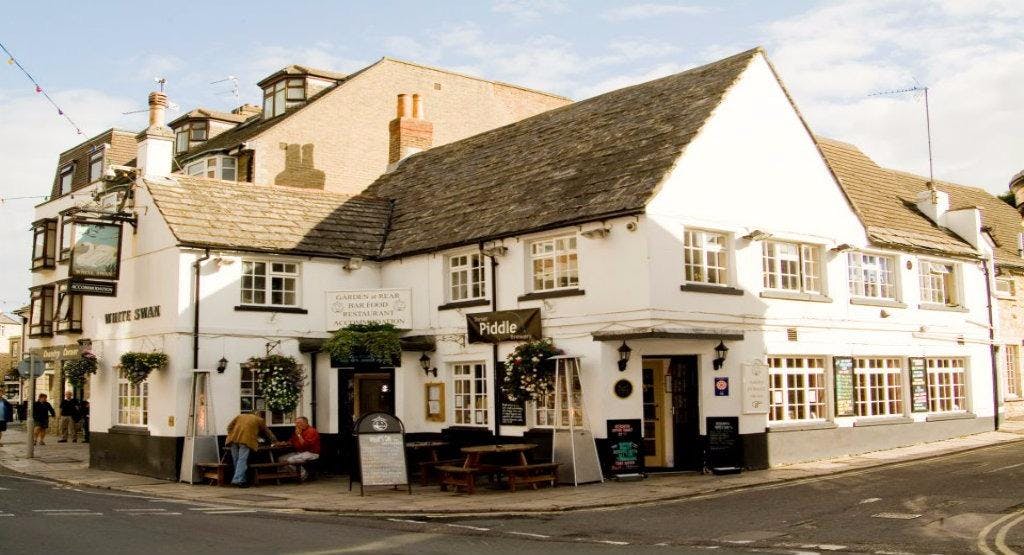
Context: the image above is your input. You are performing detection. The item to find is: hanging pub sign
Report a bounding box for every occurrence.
[467,308,541,344]
[69,279,117,297]
[909,357,929,412]
[833,356,855,417]
[69,221,122,280]
[605,419,644,477]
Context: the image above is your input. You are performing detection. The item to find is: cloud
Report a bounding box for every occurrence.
[492,0,569,22]
[601,3,708,21]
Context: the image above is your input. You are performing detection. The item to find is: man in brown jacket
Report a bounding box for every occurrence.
[226,412,277,487]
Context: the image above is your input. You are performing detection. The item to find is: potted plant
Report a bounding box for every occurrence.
[119,352,169,385]
[323,323,402,366]
[64,352,98,389]
[244,354,304,412]
[502,338,561,403]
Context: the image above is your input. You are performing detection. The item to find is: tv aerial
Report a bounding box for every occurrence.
[211,75,239,101]
[869,82,935,186]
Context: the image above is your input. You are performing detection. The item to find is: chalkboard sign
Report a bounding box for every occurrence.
[909,358,929,413]
[705,416,742,474]
[605,419,644,477]
[500,400,526,426]
[350,412,410,496]
[833,357,855,417]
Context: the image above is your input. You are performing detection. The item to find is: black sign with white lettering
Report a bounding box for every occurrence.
[706,416,742,473]
[467,309,541,344]
[352,412,410,496]
[909,358,929,413]
[69,279,117,297]
[606,419,644,476]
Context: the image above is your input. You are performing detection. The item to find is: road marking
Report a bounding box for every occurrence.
[114,508,167,512]
[987,463,1024,474]
[595,540,630,545]
[872,512,922,520]
[445,523,490,531]
[977,508,1024,555]
[0,513,14,517]
[0,487,10,490]
[33,509,92,512]
[46,512,104,516]
[200,509,258,515]
[860,497,882,504]
[508,531,550,539]
[129,512,182,516]
[995,511,1024,555]
[387,518,427,525]
[188,506,239,511]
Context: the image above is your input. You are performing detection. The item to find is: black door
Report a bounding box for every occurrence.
[669,356,701,470]
[336,365,395,474]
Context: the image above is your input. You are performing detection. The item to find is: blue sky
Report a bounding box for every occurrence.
[0,0,1022,309]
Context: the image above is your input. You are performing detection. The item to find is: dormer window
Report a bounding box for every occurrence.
[185,156,237,181]
[263,78,305,119]
[174,121,208,154]
[58,164,74,195]
[89,149,104,183]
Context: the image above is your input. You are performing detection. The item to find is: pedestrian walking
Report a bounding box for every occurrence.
[32,394,55,446]
[58,392,82,443]
[225,412,277,488]
[0,396,13,446]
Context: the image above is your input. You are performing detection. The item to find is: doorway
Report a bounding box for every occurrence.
[641,356,701,470]
[336,366,395,474]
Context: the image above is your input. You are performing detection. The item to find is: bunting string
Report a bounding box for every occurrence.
[0,40,84,135]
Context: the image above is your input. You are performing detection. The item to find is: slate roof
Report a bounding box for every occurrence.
[366,48,761,258]
[168,108,249,127]
[145,175,391,259]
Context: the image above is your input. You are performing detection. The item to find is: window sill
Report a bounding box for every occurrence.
[234,305,308,314]
[926,411,975,422]
[438,299,491,311]
[850,298,907,309]
[55,328,83,335]
[853,416,914,427]
[767,421,837,432]
[28,331,54,339]
[108,425,150,436]
[760,291,832,303]
[918,303,969,313]
[518,288,585,302]
[31,264,56,272]
[680,283,744,296]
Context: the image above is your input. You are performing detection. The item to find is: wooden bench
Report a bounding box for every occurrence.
[501,463,560,492]
[418,458,463,486]
[249,462,300,486]
[436,465,489,494]
[195,462,229,486]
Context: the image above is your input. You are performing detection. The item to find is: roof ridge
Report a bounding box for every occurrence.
[379,56,573,101]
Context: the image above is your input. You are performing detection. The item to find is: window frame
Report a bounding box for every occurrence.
[767,356,828,424]
[531,367,583,429]
[925,357,967,413]
[683,228,731,286]
[852,357,904,417]
[1006,344,1021,400]
[58,164,74,196]
[174,121,210,154]
[88,149,104,183]
[117,367,149,427]
[918,259,960,307]
[996,277,1016,298]
[240,365,295,425]
[28,284,55,337]
[31,218,57,270]
[240,259,301,308]
[54,280,83,334]
[848,251,898,301]
[451,362,489,427]
[58,212,74,262]
[262,78,305,119]
[762,240,823,294]
[185,155,237,181]
[528,235,580,293]
[447,252,487,302]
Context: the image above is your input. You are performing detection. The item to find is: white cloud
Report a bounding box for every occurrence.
[492,0,569,21]
[601,3,708,21]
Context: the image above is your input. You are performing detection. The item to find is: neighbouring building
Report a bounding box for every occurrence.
[24,47,1010,480]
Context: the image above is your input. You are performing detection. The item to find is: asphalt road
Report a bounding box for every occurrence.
[3,441,1024,554]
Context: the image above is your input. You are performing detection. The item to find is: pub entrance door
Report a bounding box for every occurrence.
[337,366,395,474]
[642,356,701,470]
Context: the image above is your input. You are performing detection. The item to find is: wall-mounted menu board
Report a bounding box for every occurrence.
[909,358,929,413]
[833,357,855,417]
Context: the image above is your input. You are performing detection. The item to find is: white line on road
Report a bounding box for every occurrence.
[977,508,1024,555]
[0,513,14,517]
[200,509,258,515]
[860,498,882,504]
[995,511,1024,555]
[114,508,167,512]
[987,463,1024,474]
[45,512,104,516]
[594,540,630,545]
[387,518,427,524]
[507,531,551,539]
[445,523,490,531]
[872,512,922,520]
[33,509,92,512]
[188,506,240,511]
[129,512,182,516]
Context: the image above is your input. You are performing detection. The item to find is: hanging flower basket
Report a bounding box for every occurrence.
[324,323,402,366]
[64,352,98,389]
[502,338,561,403]
[119,352,169,386]
[245,354,304,412]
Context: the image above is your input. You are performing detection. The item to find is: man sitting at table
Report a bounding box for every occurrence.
[225,411,278,488]
[280,416,320,481]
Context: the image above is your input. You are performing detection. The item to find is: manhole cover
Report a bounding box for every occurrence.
[219,493,286,502]
[873,512,922,520]
[37,457,83,463]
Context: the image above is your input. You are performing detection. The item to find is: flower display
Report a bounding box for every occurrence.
[323,323,402,366]
[64,352,98,388]
[502,338,561,403]
[119,352,169,385]
[245,354,304,412]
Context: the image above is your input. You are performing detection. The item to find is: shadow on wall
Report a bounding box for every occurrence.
[275,143,326,189]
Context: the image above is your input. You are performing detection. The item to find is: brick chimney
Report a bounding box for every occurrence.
[388,93,433,167]
[232,103,262,119]
[135,91,174,178]
[1010,170,1024,215]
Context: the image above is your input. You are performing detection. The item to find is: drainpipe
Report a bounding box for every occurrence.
[309,351,318,427]
[481,242,501,440]
[192,249,211,370]
[982,258,1001,431]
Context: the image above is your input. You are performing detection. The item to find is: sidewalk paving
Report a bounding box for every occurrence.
[2,422,1023,516]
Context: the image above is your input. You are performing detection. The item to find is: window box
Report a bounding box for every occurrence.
[31,218,57,270]
[679,283,744,296]
[762,240,823,295]
[518,288,585,301]
[240,260,300,308]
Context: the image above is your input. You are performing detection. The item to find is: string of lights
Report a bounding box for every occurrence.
[0,39,84,135]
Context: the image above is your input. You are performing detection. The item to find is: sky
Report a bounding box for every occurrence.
[0,0,1021,310]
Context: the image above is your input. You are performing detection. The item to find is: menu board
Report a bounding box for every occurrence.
[605,419,644,476]
[352,412,409,495]
[706,417,742,472]
[833,357,855,417]
[909,358,929,412]
[500,401,526,426]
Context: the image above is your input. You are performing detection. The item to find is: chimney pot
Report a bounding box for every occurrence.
[387,93,433,167]
[148,92,168,128]
[412,94,424,119]
[396,94,410,118]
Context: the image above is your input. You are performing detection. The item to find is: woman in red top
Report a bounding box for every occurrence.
[280,416,320,480]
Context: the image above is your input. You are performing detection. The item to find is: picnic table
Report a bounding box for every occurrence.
[406,441,455,486]
[437,443,559,494]
[198,442,295,487]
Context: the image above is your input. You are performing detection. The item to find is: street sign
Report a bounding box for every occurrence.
[17,359,45,378]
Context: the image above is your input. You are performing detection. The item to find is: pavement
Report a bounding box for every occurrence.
[2,421,1023,516]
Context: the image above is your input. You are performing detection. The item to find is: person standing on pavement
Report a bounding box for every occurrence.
[279,416,320,481]
[0,396,12,446]
[58,392,82,443]
[225,412,277,487]
[32,394,55,446]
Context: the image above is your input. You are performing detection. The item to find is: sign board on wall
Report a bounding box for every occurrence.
[69,221,122,280]
[326,289,412,330]
[909,357,929,412]
[69,279,117,297]
[466,309,541,344]
[741,361,769,414]
[833,357,855,417]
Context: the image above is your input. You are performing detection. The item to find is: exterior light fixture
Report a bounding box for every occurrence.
[713,341,729,370]
[617,341,632,371]
[217,357,228,374]
[419,353,437,377]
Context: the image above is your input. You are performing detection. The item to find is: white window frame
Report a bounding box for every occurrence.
[528,235,579,292]
[117,368,148,427]
[683,229,730,286]
[452,362,488,426]
[768,356,827,423]
[926,357,967,413]
[58,164,74,195]
[848,252,898,301]
[763,241,822,294]
[240,366,295,425]
[919,260,960,307]
[88,149,104,183]
[185,155,237,181]
[240,259,301,307]
[853,357,904,417]
[447,252,487,302]
[1006,344,1021,400]
[531,368,583,429]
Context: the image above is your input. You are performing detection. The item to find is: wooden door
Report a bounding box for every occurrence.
[354,374,394,418]
[642,360,668,467]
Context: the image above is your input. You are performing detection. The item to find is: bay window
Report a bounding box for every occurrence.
[31,218,57,270]
[185,156,237,181]
[241,260,299,307]
[926,358,966,412]
[763,241,821,294]
[683,229,729,285]
[853,358,903,417]
[529,236,579,292]
[448,253,486,302]
[59,213,74,261]
[768,356,827,423]
[28,285,54,337]
[919,260,959,306]
[848,252,897,300]
[54,281,83,334]
[452,362,488,426]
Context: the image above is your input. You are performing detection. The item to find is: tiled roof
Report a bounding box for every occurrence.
[145,175,391,259]
[256,65,348,87]
[0,313,20,325]
[366,48,761,258]
[169,108,249,127]
[816,137,979,258]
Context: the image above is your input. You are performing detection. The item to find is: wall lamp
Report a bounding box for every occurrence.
[617,341,632,371]
[712,340,729,370]
[419,353,437,377]
[217,357,229,374]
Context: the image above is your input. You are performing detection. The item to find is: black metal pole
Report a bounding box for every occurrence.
[192,249,210,370]
[982,259,1001,431]
[309,351,318,427]
[482,243,501,441]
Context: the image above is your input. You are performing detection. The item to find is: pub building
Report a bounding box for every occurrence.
[24,47,1011,480]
